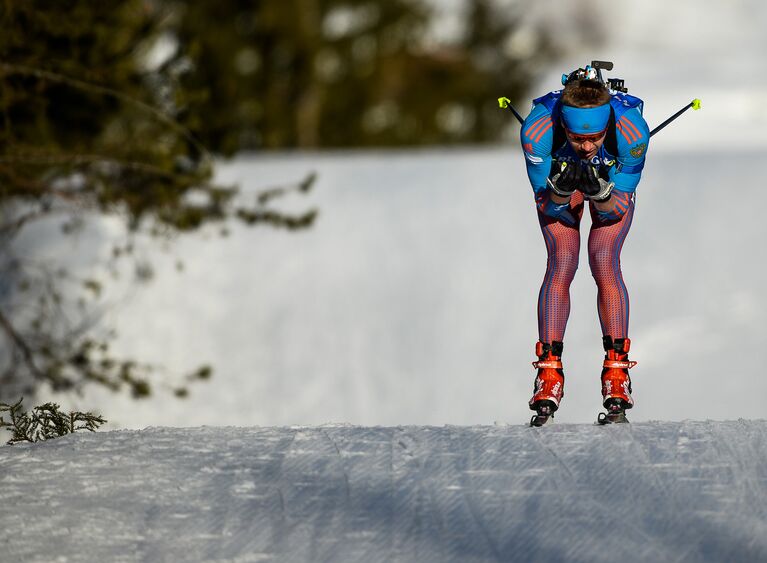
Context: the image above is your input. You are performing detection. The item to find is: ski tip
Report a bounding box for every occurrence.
[692,98,702,110]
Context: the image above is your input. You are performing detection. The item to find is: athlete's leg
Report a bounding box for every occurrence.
[587,192,636,338]
[536,191,585,343]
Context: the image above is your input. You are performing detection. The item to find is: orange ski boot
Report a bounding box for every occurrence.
[529,340,565,426]
[597,336,637,424]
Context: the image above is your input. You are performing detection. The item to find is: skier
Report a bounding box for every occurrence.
[520,65,648,425]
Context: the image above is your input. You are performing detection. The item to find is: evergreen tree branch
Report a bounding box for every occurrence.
[0,398,106,445]
[0,62,211,162]
[0,153,190,180]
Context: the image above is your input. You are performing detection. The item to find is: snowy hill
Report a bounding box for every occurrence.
[2,421,766,562]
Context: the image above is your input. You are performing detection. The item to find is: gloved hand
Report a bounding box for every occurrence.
[581,165,614,202]
[546,161,581,197]
[536,192,576,227]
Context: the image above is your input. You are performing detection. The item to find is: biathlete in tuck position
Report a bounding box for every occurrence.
[520,64,649,426]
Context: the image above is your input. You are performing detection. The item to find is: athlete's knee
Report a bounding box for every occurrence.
[588,247,619,277]
[549,248,580,277]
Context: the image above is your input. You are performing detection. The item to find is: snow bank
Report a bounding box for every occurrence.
[1,421,765,562]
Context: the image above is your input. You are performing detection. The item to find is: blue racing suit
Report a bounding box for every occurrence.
[519,90,651,344]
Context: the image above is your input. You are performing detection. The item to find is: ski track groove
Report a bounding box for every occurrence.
[529,426,588,561]
[391,426,428,563]
[719,422,766,514]
[454,428,503,562]
[527,426,617,562]
[601,425,680,561]
[420,428,456,561]
[318,428,352,506]
[707,422,767,556]
[634,424,716,561]
[630,427,690,560]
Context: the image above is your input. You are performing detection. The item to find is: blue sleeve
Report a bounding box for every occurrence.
[611,108,650,193]
[520,103,555,195]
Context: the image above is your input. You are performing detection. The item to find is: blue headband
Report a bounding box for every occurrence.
[560,103,610,134]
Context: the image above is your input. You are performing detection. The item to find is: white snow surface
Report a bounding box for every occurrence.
[1,421,766,562]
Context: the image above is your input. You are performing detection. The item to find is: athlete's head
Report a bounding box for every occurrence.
[560,79,611,160]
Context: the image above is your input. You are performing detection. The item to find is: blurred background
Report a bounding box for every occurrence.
[1,0,765,428]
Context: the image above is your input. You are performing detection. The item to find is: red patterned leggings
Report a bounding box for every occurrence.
[536,191,635,344]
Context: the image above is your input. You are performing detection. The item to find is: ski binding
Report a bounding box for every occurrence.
[597,399,629,425]
[530,401,555,427]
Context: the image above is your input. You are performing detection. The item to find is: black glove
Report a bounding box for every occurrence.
[581,165,614,202]
[546,161,581,197]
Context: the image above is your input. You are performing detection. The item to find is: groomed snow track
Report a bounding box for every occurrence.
[1,421,765,562]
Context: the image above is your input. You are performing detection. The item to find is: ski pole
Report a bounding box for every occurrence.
[650,99,701,138]
[497,97,524,125]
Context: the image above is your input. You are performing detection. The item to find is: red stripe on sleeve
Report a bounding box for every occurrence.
[620,116,642,141]
[616,122,632,143]
[525,117,549,138]
[616,121,636,143]
[533,121,553,143]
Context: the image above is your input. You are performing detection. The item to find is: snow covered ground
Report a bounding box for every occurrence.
[2,421,766,562]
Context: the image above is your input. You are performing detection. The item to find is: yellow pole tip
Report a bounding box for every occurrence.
[498,97,510,108]
[692,99,702,110]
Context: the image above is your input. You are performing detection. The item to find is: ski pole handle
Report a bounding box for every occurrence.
[498,97,524,125]
[649,99,701,138]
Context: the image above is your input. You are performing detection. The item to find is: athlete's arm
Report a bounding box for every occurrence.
[611,108,650,193]
[520,104,555,195]
[521,106,576,225]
